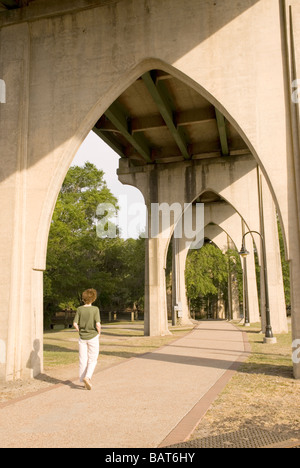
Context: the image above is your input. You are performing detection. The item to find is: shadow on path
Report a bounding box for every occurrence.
[34,373,83,391]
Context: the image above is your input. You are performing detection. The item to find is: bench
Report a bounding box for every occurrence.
[50,310,76,329]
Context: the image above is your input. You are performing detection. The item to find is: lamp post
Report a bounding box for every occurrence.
[239,248,250,327]
[239,231,276,344]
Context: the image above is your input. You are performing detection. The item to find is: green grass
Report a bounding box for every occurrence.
[240,323,294,378]
[43,322,193,370]
[43,329,79,367]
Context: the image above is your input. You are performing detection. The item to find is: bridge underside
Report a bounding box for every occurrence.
[0,0,34,10]
[93,70,250,167]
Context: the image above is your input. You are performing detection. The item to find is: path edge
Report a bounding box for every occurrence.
[158,327,251,448]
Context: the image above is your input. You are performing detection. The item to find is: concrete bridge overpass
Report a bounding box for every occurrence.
[170,186,287,331]
[0,0,299,380]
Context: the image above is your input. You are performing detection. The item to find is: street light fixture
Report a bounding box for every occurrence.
[239,230,277,344]
[239,244,250,258]
[238,244,250,327]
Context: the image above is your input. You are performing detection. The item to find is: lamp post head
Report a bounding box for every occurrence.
[239,244,250,258]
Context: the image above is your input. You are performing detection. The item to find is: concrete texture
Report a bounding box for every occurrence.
[0,0,299,381]
[0,321,248,448]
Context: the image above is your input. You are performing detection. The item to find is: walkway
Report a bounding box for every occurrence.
[0,321,249,448]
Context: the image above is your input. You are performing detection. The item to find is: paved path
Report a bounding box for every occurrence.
[0,321,249,448]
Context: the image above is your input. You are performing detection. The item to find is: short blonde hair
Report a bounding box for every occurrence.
[82,289,97,305]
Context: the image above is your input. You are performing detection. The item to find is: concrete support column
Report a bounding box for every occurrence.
[228,269,241,320]
[172,236,194,326]
[290,248,300,379]
[280,0,300,378]
[217,291,226,319]
[144,205,171,337]
[226,233,241,320]
[244,233,261,324]
[259,174,288,334]
[118,162,173,337]
[0,23,43,382]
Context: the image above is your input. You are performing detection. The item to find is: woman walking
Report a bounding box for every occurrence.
[73,289,101,390]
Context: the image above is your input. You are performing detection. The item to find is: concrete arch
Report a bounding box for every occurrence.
[34,58,167,272]
[32,57,258,347]
[161,182,261,264]
[1,0,299,381]
[33,55,265,271]
[159,178,287,333]
[204,224,237,253]
[171,204,261,326]
[122,153,288,332]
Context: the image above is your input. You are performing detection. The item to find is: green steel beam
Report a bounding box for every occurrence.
[215,108,229,156]
[1,0,24,9]
[104,101,152,163]
[93,126,125,159]
[142,72,190,160]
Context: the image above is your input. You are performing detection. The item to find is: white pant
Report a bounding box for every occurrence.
[79,335,100,381]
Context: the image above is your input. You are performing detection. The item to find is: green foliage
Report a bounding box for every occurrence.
[227,248,244,304]
[185,243,243,316]
[186,243,228,298]
[44,163,145,327]
[277,218,290,308]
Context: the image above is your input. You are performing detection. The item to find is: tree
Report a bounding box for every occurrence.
[98,236,145,310]
[186,243,228,295]
[44,163,119,323]
[44,162,146,328]
[277,217,291,308]
[185,243,242,317]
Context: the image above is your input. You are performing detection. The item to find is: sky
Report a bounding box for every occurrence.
[71,130,147,239]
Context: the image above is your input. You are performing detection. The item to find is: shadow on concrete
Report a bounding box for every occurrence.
[136,351,294,379]
[34,373,84,390]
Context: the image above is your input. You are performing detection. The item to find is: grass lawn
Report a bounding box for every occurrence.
[43,322,192,371]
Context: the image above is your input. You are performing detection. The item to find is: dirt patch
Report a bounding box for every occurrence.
[189,323,300,444]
